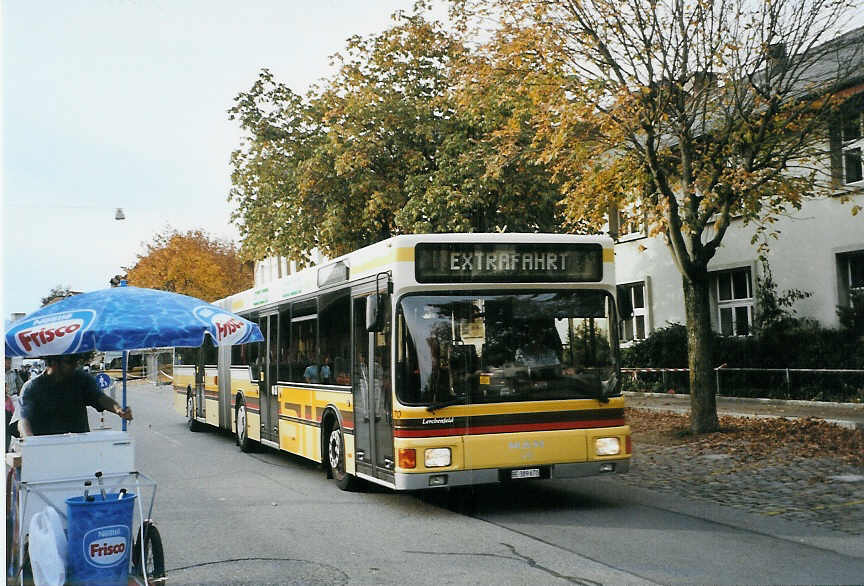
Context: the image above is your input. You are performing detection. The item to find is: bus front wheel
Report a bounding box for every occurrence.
[327,424,357,491]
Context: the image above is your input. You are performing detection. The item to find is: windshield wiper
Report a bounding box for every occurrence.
[426,396,464,412]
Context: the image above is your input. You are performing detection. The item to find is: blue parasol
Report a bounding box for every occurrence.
[4,285,263,429]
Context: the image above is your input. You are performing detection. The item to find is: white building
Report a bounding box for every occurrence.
[252,29,863,347]
[614,27,864,343]
[252,249,327,286]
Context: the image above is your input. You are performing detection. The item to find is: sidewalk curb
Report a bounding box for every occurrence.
[583,477,864,561]
[624,391,864,410]
[624,392,864,430]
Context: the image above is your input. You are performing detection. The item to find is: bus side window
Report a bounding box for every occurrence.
[251,318,266,381]
[291,300,318,383]
[319,290,350,385]
[278,307,291,382]
[176,347,198,365]
[397,314,420,401]
[231,343,248,367]
[202,342,218,366]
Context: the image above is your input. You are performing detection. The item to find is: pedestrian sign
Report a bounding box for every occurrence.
[95,373,113,391]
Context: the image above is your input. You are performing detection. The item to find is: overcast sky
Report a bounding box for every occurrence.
[3,2,862,320]
[2,0,426,317]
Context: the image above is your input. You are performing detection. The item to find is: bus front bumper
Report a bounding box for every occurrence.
[393,458,630,490]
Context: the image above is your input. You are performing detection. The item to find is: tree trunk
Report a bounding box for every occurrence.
[683,273,719,433]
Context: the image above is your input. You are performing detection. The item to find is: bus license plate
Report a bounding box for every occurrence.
[511,468,540,479]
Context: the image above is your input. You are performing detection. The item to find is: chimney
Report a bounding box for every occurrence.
[767,43,787,75]
[690,71,717,92]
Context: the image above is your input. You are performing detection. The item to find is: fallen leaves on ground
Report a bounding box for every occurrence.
[627,408,864,467]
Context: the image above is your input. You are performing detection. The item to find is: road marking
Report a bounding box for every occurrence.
[812,499,864,510]
[148,427,183,447]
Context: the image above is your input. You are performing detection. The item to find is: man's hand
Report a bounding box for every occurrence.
[18,417,33,438]
[115,406,133,421]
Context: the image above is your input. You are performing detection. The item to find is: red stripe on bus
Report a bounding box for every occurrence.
[392,419,626,438]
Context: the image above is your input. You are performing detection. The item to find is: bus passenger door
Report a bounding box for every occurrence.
[352,294,394,483]
[218,344,232,431]
[372,295,394,479]
[352,298,373,477]
[258,315,279,445]
[194,345,205,419]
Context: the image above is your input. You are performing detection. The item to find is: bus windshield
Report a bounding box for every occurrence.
[396,291,620,407]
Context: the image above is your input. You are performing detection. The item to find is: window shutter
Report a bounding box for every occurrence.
[829,122,843,188]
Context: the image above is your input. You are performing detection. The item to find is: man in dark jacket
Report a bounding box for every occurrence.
[18,353,132,437]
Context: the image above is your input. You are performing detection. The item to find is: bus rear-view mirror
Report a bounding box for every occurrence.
[366,294,385,332]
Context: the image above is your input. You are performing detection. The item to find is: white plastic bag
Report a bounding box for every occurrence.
[29,507,67,586]
[9,393,21,424]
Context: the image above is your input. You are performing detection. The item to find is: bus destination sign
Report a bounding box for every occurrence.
[415,242,604,283]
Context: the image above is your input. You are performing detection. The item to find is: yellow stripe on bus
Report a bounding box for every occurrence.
[603,247,614,263]
[352,247,414,274]
[394,396,626,420]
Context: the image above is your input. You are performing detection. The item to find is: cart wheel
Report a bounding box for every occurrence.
[6,544,34,585]
[186,393,202,432]
[132,521,166,583]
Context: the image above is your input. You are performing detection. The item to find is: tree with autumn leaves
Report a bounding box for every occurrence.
[228,7,561,264]
[229,0,862,432]
[125,228,252,302]
[454,0,861,432]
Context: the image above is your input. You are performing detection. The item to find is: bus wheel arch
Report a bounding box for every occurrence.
[235,392,253,452]
[320,408,339,478]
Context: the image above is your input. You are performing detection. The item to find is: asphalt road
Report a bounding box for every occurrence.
[108,383,864,585]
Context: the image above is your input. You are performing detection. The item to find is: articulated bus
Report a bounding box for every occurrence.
[174,234,631,490]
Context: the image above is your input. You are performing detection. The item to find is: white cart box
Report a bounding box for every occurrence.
[20,430,135,483]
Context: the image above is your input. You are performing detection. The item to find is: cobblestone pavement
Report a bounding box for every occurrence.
[617,426,864,535]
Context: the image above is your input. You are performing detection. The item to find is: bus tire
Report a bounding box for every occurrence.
[327,422,357,491]
[186,392,203,432]
[236,399,253,453]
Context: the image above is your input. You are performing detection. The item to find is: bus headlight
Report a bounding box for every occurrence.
[595,437,621,456]
[424,448,451,468]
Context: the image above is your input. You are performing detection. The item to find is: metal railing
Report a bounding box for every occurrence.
[622,366,864,402]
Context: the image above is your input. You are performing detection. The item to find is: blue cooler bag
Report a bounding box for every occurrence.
[65,492,136,586]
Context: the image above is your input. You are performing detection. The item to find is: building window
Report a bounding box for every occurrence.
[838,251,864,307]
[714,268,753,336]
[618,282,648,342]
[840,108,863,185]
[617,205,644,238]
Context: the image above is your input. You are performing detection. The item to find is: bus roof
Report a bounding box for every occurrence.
[218,233,615,315]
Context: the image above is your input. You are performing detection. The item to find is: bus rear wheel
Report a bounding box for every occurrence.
[236,400,253,453]
[186,393,202,432]
[327,424,357,491]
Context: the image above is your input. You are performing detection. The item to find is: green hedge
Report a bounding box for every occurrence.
[621,322,864,401]
[622,322,863,369]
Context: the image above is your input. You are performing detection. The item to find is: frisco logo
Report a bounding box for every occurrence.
[8,311,94,356]
[193,306,250,346]
[84,525,129,567]
[214,315,247,342]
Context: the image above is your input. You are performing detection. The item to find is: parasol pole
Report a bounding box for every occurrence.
[120,279,129,432]
[122,350,128,431]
